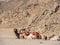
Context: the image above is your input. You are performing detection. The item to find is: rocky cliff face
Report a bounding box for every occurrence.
[0,0,60,37]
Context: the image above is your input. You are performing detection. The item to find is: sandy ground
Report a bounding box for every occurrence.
[0,39,60,45]
[0,28,17,39]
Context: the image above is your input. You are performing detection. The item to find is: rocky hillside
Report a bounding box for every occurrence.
[0,0,60,37]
